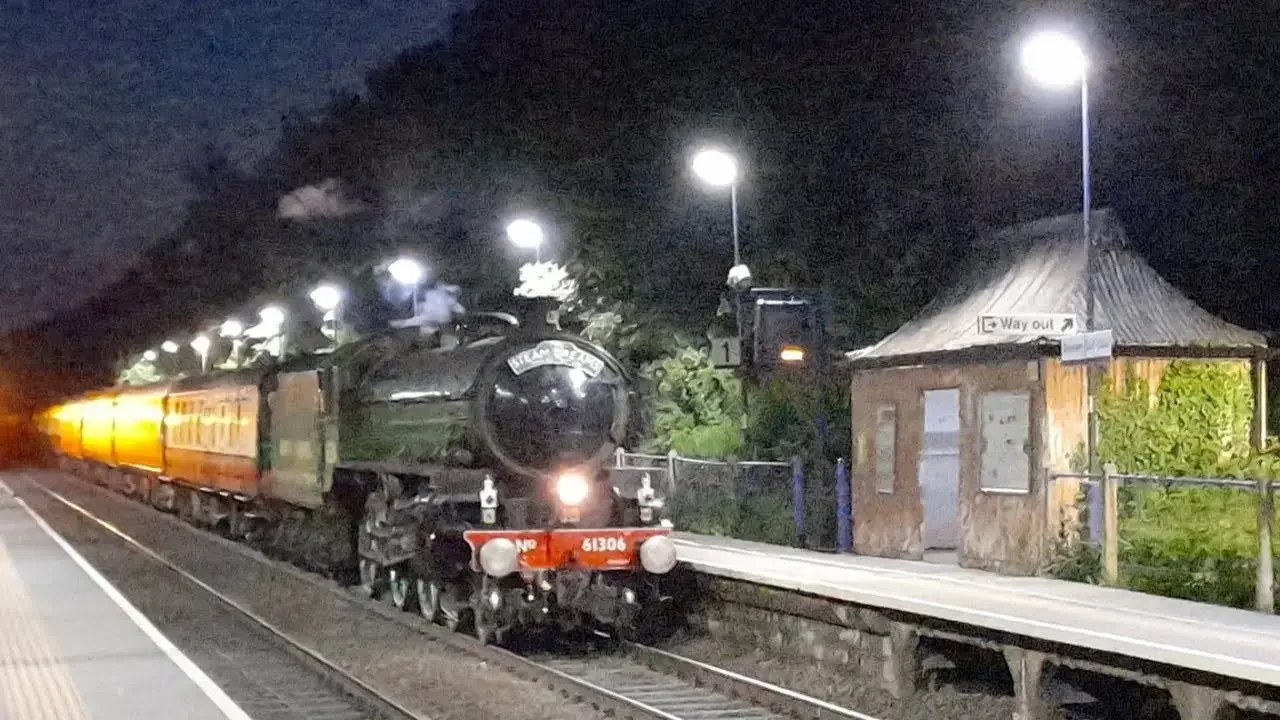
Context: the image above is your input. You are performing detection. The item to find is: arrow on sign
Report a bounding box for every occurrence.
[976,313,1081,336]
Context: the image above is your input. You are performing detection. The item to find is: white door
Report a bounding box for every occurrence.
[920,389,961,550]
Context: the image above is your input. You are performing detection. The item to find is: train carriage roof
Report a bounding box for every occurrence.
[168,368,265,394]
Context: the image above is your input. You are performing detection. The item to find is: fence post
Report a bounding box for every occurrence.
[1088,479,1103,545]
[1102,462,1119,587]
[1257,477,1275,614]
[614,446,624,467]
[666,449,678,493]
[792,456,806,548]
[836,457,852,553]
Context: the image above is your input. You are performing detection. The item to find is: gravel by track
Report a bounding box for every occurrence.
[8,471,606,720]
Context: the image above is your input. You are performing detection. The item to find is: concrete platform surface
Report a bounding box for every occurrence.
[675,532,1280,687]
[0,480,249,720]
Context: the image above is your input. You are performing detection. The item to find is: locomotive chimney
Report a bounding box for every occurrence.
[513,297,561,332]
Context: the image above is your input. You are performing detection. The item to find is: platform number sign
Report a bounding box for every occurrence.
[709,336,742,368]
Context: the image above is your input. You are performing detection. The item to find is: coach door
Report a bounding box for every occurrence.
[919,388,961,554]
[265,370,326,508]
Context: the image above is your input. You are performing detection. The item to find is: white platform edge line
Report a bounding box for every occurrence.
[677,551,1280,686]
[3,478,253,720]
[674,537,1276,636]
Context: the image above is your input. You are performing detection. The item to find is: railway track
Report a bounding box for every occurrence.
[28,470,883,720]
[15,478,425,720]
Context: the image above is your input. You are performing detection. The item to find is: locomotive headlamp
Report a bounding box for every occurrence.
[555,472,590,506]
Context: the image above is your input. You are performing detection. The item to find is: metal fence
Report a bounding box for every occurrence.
[1047,467,1276,613]
[614,449,848,550]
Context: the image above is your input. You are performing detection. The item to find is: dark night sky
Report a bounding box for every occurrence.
[2,0,1277,334]
[0,0,458,331]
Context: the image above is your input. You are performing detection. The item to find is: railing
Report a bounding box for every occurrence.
[614,449,853,551]
[1049,467,1277,613]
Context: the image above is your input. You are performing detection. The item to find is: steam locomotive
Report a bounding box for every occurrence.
[40,310,676,643]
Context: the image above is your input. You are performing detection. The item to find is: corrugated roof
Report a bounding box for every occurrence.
[847,209,1266,362]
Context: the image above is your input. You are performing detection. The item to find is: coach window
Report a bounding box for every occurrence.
[874,405,896,494]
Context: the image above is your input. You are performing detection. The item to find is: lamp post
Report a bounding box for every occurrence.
[309,283,343,348]
[190,335,211,373]
[692,148,745,339]
[1021,30,1102,540]
[506,218,545,264]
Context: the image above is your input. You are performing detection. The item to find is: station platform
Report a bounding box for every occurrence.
[674,532,1280,688]
[0,480,248,720]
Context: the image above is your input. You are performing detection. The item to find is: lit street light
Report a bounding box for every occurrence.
[309,284,342,312]
[259,306,286,328]
[506,218,545,263]
[142,350,158,362]
[692,147,746,338]
[388,257,426,286]
[190,335,212,373]
[219,319,244,338]
[161,341,179,354]
[310,284,344,348]
[1020,28,1100,538]
[1021,30,1088,89]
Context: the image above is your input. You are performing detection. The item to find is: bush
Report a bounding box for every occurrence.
[640,346,744,459]
[1049,359,1279,608]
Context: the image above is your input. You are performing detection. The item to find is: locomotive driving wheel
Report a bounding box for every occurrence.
[358,557,382,599]
[416,577,441,623]
[419,577,471,632]
[388,566,414,611]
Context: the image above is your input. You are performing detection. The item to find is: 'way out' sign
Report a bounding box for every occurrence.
[977,313,1080,336]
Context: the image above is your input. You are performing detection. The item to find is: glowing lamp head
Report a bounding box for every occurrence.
[190,335,211,355]
[691,148,739,188]
[259,306,285,327]
[555,472,590,506]
[779,344,806,363]
[506,218,545,250]
[309,284,342,312]
[219,319,244,338]
[161,341,179,354]
[1021,30,1088,88]
[142,350,158,362]
[388,257,425,286]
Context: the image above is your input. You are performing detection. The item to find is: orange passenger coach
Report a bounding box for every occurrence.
[162,374,261,497]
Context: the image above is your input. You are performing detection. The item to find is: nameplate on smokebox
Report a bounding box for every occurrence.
[507,340,605,377]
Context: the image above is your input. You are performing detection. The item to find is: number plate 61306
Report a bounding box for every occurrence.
[580,536,628,553]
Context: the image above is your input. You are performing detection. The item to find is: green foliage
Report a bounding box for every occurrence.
[746,374,850,462]
[640,346,744,459]
[1097,360,1255,477]
[1119,485,1275,607]
[1051,359,1278,608]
